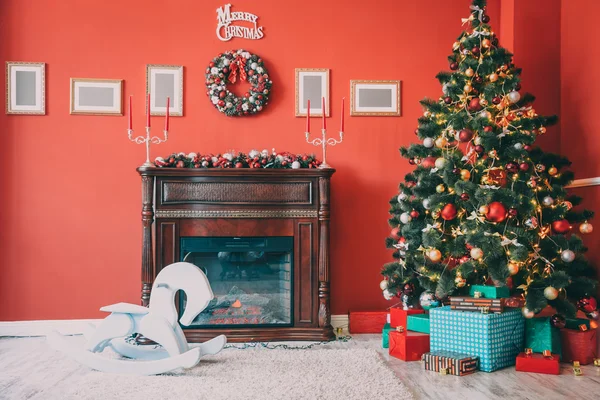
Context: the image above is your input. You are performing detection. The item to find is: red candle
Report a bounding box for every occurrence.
[340,97,345,132]
[128,95,132,129]
[165,97,170,131]
[306,99,310,132]
[321,97,326,129]
[146,93,151,127]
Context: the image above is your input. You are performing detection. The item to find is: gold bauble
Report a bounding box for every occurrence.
[435,137,448,148]
[464,84,473,93]
[455,277,467,288]
[489,73,499,82]
[479,205,489,214]
[460,169,471,181]
[465,68,474,77]
[507,262,519,276]
[538,126,547,134]
[580,222,594,234]
[436,184,446,193]
[482,39,491,48]
[429,249,442,262]
[548,167,558,176]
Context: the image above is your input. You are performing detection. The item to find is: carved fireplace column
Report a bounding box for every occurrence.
[140,173,154,307]
[318,176,332,329]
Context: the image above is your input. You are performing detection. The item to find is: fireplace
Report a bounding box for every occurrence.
[137,167,335,342]
[180,236,293,328]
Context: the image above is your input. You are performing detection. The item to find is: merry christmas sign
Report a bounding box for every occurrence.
[216,4,264,41]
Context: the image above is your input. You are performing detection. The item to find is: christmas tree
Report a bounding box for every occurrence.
[381,0,598,321]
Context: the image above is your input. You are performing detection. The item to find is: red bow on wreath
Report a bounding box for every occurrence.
[228,56,247,84]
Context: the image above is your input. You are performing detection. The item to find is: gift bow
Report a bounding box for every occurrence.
[470,5,484,21]
[422,223,441,233]
[500,237,523,247]
[228,56,248,84]
[470,29,491,38]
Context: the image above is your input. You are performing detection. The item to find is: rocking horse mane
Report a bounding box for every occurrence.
[149,262,214,327]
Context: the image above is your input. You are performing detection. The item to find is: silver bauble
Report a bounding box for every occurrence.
[419,290,441,310]
[383,289,394,300]
[423,198,431,209]
[400,212,412,224]
[542,196,554,206]
[522,307,535,319]
[423,137,434,148]
[379,279,389,290]
[398,193,408,202]
[508,91,521,103]
[561,249,575,263]
[514,143,523,150]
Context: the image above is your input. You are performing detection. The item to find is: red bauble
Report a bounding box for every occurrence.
[176,160,185,168]
[492,96,502,105]
[458,129,474,142]
[441,204,458,220]
[552,219,571,234]
[410,210,420,218]
[421,157,437,168]
[408,158,416,165]
[506,162,518,173]
[391,227,401,240]
[482,14,490,23]
[219,91,226,99]
[444,96,452,104]
[474,76,483,84]
[519,162,530,172]
[450,62,458,70]
[471,47,480,56]
[577,296,598,313]
[474,145,484,154]
[460,193,470,201]
[235,162,243,168]
[485,202,507,222]
[524,145,532,152]
[217,100,225,107]
[483,126,493,133]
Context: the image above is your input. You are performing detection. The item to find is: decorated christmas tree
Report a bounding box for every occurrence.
[381,0,598,322]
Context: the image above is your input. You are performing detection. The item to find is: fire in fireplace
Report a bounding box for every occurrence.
[179,237,293,328]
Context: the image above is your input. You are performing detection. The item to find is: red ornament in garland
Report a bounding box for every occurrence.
[485,202,507,223]
[519,162,530,172]
[458,129,474,142]
[468,98,482,112]
[421,157,437,168]
[391,227,401,240]
[577,296,598,313]
[441,204,458,220]
[450,62,458,70]
[410,210,420,218]
[552,219,571,234]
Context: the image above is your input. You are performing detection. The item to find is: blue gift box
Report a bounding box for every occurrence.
[430,306,524,372]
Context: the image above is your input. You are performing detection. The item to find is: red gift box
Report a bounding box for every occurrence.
[389,330,430,361]
[515,352,560,375]
[390,307,424,329]
[560,328,597,365]
[349,311,387,333]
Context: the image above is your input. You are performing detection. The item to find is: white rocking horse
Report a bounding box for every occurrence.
[47,262,227,375]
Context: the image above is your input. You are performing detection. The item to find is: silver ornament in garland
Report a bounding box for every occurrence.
[561,249,575,263]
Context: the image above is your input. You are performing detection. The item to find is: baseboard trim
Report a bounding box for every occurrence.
[567,177,600,188]
[0,319,101,337]
[1,316,351,338]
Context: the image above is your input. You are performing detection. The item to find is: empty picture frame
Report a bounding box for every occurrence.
[350,80,401,116]
[6,62,46,115]
[70,78,123,115]
[146,64,183,116]
[295,68,329,117]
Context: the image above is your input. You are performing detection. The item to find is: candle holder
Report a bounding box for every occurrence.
[128,127,169,167]
[305,129,344,169]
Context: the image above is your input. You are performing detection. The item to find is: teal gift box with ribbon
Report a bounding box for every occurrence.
[469,285,510,299]
[382,323,394,348]
[408,314,430,334]
[525,317,562,358]
[430,306,524,372]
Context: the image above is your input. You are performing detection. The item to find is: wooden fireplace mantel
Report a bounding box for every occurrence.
[137,166,335,342]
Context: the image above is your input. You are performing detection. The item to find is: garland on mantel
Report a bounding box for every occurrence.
[155,149,321,169]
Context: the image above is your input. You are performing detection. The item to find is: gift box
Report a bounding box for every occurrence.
[390,307,425,329]
[560,328,597,365]
[407,314,430,334]
[382,323,394,348]
[515,352,560,375]
[565,318,591,331]
[422,350,479,376]
[430,306,524,372]
[389,330,430,361]
[469,285,510,299]
[349,311,387,333]
[525,317,561,359]
[450,296,505,313]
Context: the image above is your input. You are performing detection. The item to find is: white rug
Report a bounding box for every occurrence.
[0,337,413,400]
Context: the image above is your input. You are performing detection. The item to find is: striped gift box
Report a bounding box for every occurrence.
[430,306,524,372]
[450,296,505,313]
[422,350,479,376]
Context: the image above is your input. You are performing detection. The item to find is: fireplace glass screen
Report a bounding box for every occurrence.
[179,237,293,328]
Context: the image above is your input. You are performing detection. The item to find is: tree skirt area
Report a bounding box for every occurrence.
[0,337,413,400]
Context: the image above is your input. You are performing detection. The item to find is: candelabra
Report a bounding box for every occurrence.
[305,129,344,169]
[128,127,169,167]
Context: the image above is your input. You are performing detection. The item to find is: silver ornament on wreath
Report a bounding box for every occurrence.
[419,290,441,310]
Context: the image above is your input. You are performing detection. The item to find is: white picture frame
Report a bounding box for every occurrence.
[146,64,183,116]
[295,68,329,117]
[70,78,123,115]
[350,80,401,116]
[6,62,46,115]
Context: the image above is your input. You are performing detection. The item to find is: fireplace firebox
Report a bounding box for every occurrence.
[137,167,335,342]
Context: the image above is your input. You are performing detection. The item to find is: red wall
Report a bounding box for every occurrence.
[10,0,579,321]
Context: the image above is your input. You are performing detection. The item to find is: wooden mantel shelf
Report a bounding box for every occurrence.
[136,166,336,342]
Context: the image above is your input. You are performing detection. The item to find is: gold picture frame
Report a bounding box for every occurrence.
[350,80,401,116]
[146,64,183,116]
[6,61,46,115]
[295,68,330,117]
[70,78,123,115]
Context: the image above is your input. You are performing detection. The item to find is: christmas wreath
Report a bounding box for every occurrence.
[155,149,321,169]
[205,49,272,116]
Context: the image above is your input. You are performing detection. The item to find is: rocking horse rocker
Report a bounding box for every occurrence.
[47,262,227,375]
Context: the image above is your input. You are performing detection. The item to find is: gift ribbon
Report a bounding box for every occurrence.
[228,56,248,84]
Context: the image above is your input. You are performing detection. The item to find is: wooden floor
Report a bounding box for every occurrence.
[0,334,598,399]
